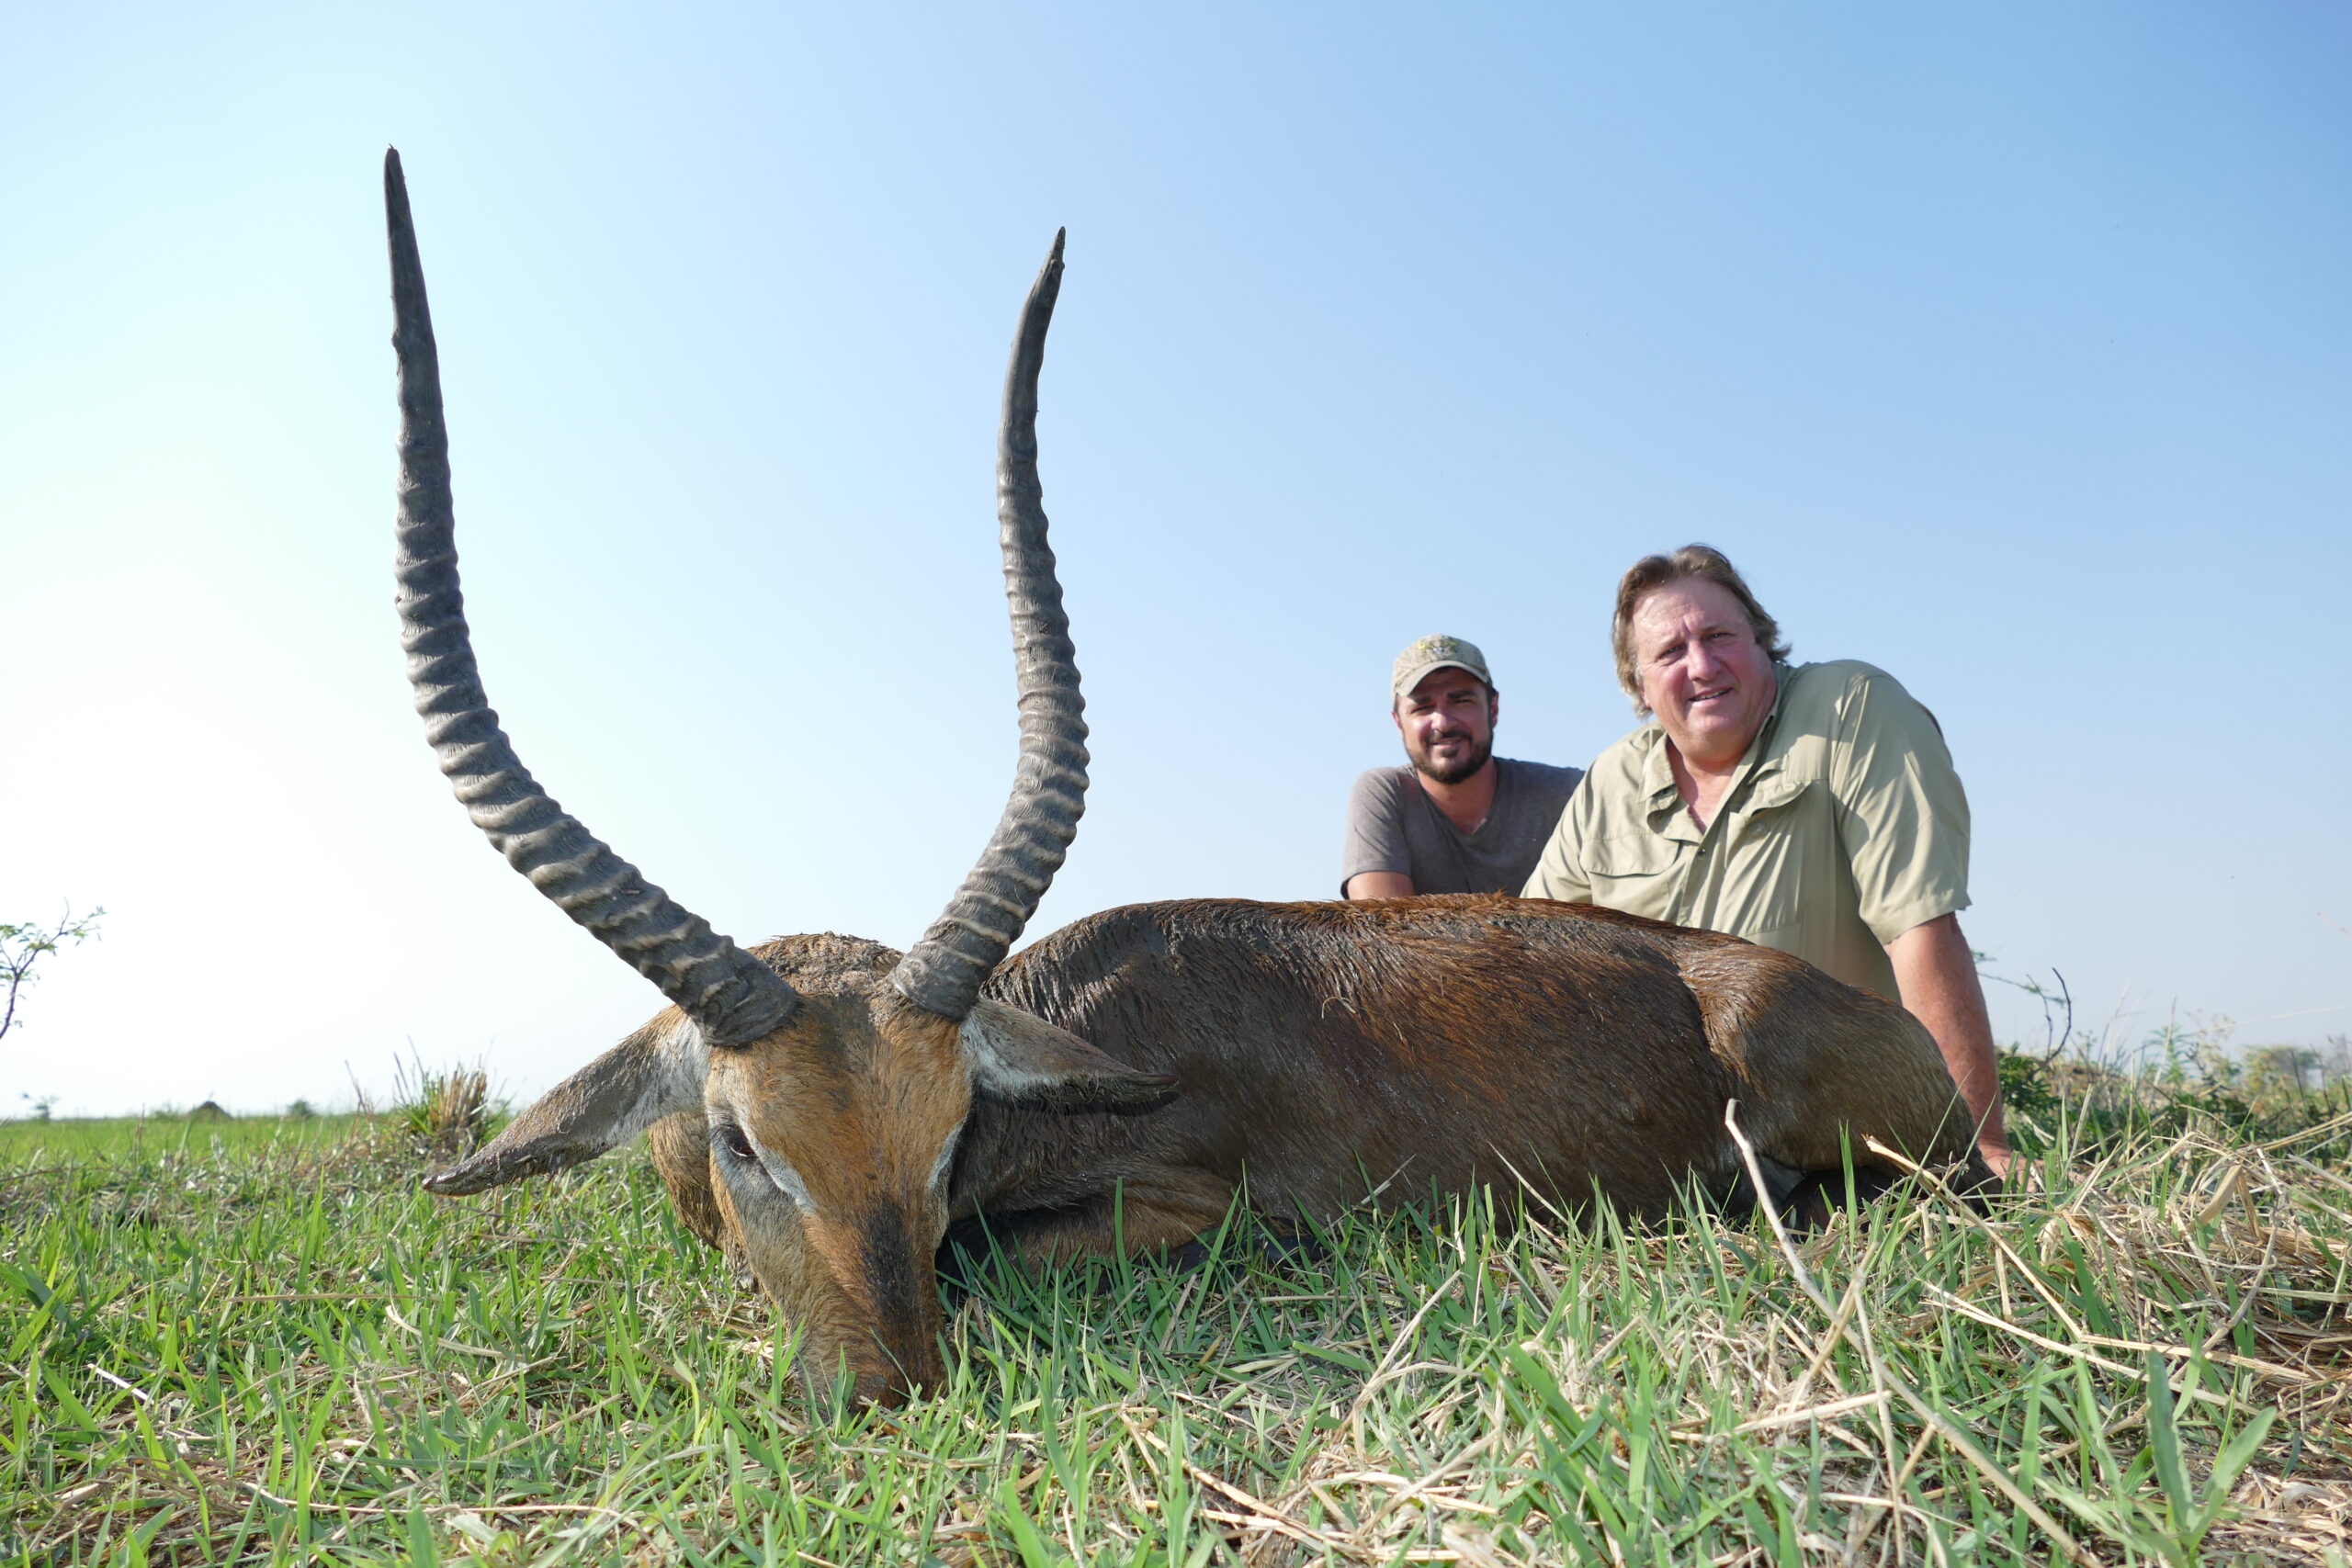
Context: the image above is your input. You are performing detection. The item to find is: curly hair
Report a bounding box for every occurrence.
[1611,545,1791,716]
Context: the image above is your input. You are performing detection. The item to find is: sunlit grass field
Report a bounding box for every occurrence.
[5,1064,2348,1565]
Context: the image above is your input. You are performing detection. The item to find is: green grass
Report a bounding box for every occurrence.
[3,1080,2347,1565]
[0,1116,363,1166]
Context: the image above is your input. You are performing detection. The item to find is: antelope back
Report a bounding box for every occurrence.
[962,897,1980,1224]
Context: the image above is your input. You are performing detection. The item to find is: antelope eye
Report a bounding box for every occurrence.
[713,1122,755,1164]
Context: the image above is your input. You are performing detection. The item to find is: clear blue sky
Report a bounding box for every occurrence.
[5,3,2346,1115]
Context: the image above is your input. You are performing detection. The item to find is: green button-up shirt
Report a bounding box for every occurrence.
[1521,660,1970,1000]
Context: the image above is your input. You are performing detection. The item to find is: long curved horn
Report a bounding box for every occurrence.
[386,148,799,1048]
[888,231,1087,1021]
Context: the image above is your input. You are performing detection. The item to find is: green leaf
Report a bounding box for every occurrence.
[996,1478,1066,1568]
[403,1506,443,1568]
[2192,1408,2278,1538]
[2144,1352,2190,1522]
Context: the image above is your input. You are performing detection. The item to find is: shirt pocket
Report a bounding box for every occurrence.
[1583,832,1684,911]
[1736,773,1817,838]
[1729,775,1819,938]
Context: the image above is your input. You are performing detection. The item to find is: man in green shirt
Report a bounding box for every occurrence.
[1522,546,2010,1174]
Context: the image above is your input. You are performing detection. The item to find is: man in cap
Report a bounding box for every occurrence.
[1521,546,2009,1175]
[1341,636,1585,900]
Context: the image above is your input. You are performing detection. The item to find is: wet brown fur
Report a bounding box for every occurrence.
[959,896,1973,1242]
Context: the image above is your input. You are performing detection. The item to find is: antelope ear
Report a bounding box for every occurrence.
[424,1016,708,1195]
[959,998,1177,1111]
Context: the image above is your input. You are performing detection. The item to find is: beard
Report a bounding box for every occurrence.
[1409,731,1493,787]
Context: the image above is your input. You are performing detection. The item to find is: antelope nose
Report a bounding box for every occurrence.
[871,1326,949,1404]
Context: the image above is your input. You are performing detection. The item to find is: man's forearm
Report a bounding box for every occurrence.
[1344,871,1416,900]
[1884,913,2010,1172]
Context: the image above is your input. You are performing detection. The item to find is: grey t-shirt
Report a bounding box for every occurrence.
[1340,758,1585,897]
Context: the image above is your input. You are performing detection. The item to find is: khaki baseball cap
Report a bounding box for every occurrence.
[1390,635,1494,702]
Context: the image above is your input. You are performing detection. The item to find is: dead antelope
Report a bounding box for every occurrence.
[384,152,1986,1407]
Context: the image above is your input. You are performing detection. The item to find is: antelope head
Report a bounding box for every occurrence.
[382,151,1170,1404]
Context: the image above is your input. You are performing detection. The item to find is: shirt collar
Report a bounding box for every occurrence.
[1637,662,1794,821]
[1639,725,1680,805]
[1744,661,1795,781]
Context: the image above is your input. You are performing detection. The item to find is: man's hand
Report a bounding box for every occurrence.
[1343,872,1416,901]
[1884,913,2013,1178]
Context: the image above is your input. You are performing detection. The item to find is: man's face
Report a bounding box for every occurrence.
[1631,579,1778,767]
[1393,668,1498,785]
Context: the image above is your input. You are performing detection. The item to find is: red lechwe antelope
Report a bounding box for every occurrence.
[384,152,1987,1406]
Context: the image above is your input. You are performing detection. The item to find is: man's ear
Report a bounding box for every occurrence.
[959,998,1177,1111]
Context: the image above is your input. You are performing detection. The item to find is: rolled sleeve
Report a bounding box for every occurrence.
[1827,671,1972,944]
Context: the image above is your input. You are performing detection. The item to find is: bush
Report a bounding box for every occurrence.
[388,1053,497,1159]
[1998,1015,2352,1158]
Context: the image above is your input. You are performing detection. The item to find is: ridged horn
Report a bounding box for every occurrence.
[888,231,1087,1021]
[385,148,799,1048]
